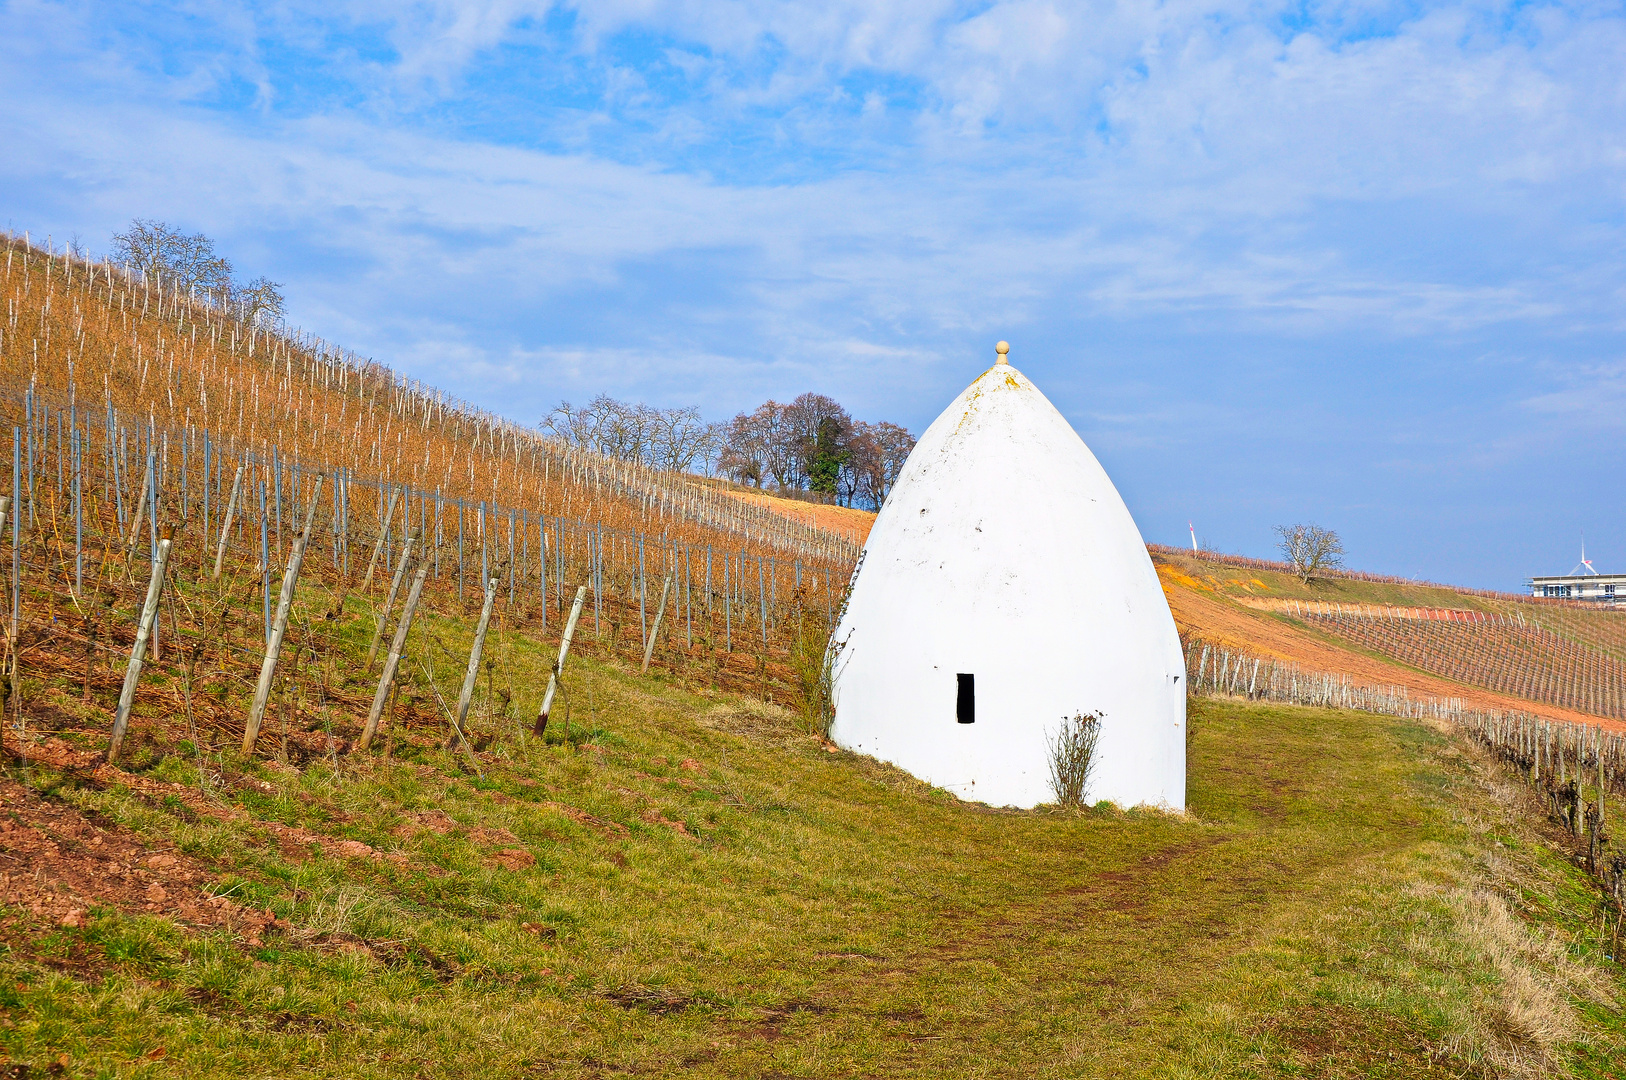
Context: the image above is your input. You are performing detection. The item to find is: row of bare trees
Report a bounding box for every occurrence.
[543,395,719,474]
[110,219,286,328]
[545,392,916,509]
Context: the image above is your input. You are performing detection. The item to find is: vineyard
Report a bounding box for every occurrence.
[1286,601,1626,721]
[0,233,860,549]
[3,233,1626,1077]
[0,231,862,769]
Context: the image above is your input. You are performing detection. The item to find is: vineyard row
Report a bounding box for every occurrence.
[0,232,860,562]
[1293,606,1626,721]
[0,379,855,769]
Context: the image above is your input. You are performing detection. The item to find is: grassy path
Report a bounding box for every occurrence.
[2,667,1622,1077]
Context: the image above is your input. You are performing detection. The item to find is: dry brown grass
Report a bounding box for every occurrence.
[717,488,877,544]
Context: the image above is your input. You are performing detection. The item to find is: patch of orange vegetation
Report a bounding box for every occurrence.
[721,489,877,545]
[1159,566,1213,594]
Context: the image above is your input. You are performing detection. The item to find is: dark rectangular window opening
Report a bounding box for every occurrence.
[956,674,975,724]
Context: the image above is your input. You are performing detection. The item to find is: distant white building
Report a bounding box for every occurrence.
[828,342,1186,810]
[1529,574,1625,602]
[1530,545,1622,601]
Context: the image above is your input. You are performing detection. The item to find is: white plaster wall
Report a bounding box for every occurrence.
[829,361,1186,810]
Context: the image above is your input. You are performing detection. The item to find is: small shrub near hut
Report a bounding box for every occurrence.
[789,609,839,739]
[1048,710,1103,809]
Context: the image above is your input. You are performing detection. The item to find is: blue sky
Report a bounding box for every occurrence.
[3,0,1624,590]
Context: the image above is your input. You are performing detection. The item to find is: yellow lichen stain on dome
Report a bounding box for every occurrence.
[955,368,1001,428]
[951,362,1032,434]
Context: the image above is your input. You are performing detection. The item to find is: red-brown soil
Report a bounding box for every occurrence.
[0,772,276,944]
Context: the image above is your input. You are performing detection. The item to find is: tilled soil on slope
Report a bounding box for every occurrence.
[0,776,277,946]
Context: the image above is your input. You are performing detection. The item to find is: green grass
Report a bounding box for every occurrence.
[3,671,1624,1077]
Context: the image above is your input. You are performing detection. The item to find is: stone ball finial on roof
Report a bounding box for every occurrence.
[995,340,1010,364]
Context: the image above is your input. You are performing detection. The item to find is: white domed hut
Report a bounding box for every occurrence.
[829,342,1186,810]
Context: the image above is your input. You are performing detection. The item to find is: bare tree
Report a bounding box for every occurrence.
[544,397,618,458]
[235,275,286,328]
[868,421,914,505]
[111,219,286,323]
[545,396,646,461]
[842,420,915,508]
[718,406,772,486]
[841,424,880,506]
[645,405,723,474]
[721,402,800,488]
[758,404,801,489]
[1274,523,1344,584]
[602,399,657,462]
[545,395,722,473]
[111,219,234,293]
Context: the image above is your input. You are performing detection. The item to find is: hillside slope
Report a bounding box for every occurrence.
[0,232,862,724]
[1157,549,1626,731]
[0,233,853,563]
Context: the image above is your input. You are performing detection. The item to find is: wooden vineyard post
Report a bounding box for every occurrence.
[72,430,82,597]
[456,578,498,734]
[366,535,417,670]
[0,495,9,698]
[243,477,324,754]
[108,537,172,763]
[1598,727,1607,833]
[357,558,431,751]
[642,572,674,674]
[213,466,244,579]
[125,448,151,555]
[258,481,271,644]
[340,471,351,576]
[201,435,210,573]
[535,586,587,738]
[363,486,401,591]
